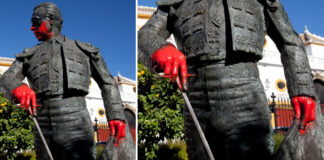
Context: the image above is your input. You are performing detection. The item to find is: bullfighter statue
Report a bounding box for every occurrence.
[0,2,134,160]
[138,0,324,159]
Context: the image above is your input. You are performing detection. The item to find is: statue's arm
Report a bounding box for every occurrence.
[138,7,172,68]
[90,53,126,121]
[265,0,316,98]
[75,40,126,121]
[0,59,26,101]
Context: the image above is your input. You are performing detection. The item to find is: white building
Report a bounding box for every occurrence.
[86,73,136,123]
[259,29,324,99]
[137,6,324,100]
[0,57,136,123]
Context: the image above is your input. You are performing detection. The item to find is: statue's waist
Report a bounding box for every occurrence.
[36,89,87,101]
[181,37,263,61]
[186,50,262,67]
[29,72,90,95]
[36,96,86,112]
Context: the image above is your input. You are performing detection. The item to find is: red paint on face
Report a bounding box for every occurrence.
[30,20,54,41]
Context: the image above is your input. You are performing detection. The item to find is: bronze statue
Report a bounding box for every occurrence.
[138,0,323,159]
[0,2,134,160]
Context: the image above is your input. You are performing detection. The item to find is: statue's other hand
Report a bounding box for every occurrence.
[292,96,316,134]
[151,44,189,91]
[11,84,37,116]
[109,120,126,145]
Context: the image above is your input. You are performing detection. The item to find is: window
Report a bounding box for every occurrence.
[275,79,287,92]
[97,108,106,117]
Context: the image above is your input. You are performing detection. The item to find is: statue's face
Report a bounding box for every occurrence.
[30,8,54,41]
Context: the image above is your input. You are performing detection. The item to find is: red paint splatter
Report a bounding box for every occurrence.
[30,20,54,41]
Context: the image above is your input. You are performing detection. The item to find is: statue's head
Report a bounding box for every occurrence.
[31,2,63,41]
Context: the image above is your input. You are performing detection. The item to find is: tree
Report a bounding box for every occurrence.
[0,92,34,160]
[138,63,184,159]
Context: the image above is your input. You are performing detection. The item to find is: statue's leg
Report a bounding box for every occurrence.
[46,97,96,160]
[34,101,53,160]
[34,128,52,160]
[204,62,274,160]
[185,64,225,160]
[183,107,209,160]
[186,62,274,160]
[184,106,229,160]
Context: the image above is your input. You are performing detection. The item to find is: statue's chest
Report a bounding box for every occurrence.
[25,43,64,93]
[171,0,227,58]
[170,0,265,59]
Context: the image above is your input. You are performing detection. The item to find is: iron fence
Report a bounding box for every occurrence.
[268,93,295,133]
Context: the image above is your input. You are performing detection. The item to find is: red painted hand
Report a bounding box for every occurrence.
[292,96,316,134]
[11,84,37,116]
[151,44,189,90]
[109,120,126,145]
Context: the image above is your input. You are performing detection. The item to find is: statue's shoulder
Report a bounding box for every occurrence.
[75,40,100,61]
[156,0,183,7]
[15,44,40,58]
[75,40,99,54]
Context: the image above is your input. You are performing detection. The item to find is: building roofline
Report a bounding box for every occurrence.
[138,6,156,19]
[299,29,324,45]
[0,57,15,67]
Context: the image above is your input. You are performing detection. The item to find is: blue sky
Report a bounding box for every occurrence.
[1,1,322,81]
[0,1,135,80]
[138,0,324,37]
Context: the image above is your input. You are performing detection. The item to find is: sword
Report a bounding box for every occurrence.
[159,72,215,160]
[19,104,54,160]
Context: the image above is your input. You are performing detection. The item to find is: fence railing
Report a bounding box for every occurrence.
[268,93,294,132]
[268,93,294,133]
[92,118,136,145]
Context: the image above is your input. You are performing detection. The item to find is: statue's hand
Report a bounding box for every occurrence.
[292,96,316,134]
[11,84,37,116]
[109,120,126,145]
[151,44,189,90]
